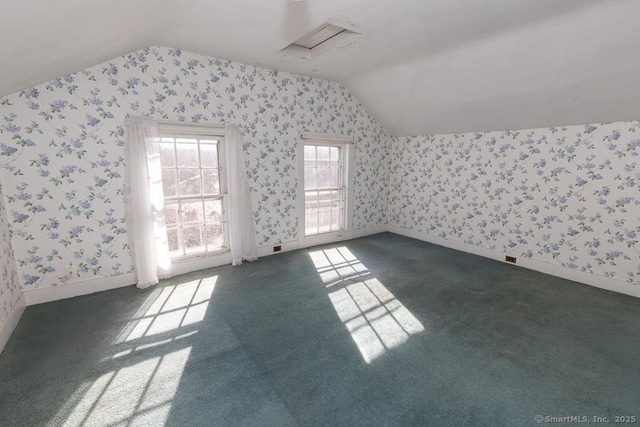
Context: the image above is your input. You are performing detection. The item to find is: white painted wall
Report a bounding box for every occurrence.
[346,1,640,135]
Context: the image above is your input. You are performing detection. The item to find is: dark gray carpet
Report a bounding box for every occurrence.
[1,233,639,426]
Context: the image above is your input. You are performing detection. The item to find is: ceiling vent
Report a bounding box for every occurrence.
[279,22,360,59]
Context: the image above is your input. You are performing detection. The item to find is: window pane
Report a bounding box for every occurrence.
[200,144,218,168]
[167,228,181,254]
[304,146,316,167]
[302,143,345,237]
[332,190,342,209]
[316,168,331,188]
[160,143,176,167]
[304,167,316,189]
[305,191,318,211]
[164,202,179,226]
[318,190,332,209]
[162,169,177,197]
[176,143,199,168]
[178,169,202,196]
[317,146,330,162]
[202,169,220,195]
[183,226,204,255]
[160,134,227,259]
[206,224,224,250]
[318,210,332,234]
[204,200,223,225]
[330,147,340,165]
[330,167,339,187]
[182,201,204,225]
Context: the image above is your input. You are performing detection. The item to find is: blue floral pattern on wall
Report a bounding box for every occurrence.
[0,47,391,293]
[2,44,637,307]
[388,124,640,286]
[0,182,19,320]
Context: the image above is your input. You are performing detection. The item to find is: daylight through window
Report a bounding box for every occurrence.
[159,134,227,258]
[303,143,346,236]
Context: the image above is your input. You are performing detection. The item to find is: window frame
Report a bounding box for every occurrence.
[157,126,230,262]
[297,134,354,248]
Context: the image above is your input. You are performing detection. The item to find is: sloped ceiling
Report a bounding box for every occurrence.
[2,0,639,136]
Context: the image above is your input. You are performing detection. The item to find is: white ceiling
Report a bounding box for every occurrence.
[2,0,640,136]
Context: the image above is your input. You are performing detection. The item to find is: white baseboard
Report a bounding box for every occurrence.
[298,230,355,249]
[256,225,387,256]
[0,292,26,354]
[257,240,300,257]
[387,224,640,299]
[5,223,636,354]
[352,224,387,239]
[19,226,387,308]
[23,273,137,306]
[0,226,387,355]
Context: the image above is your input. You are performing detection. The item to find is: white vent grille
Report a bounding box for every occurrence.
[279,22,360,60]
[292,23,346,49]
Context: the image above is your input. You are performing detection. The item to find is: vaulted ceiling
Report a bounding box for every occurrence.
[2,0,640,136]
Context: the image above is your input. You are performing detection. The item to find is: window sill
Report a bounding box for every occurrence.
[169,250,233,277]
[299,229,352,249]
[171,248,230,264]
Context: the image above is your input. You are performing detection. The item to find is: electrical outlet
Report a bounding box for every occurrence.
[68,263,75,277]
[273,245,282,253]
[505,256,517,264]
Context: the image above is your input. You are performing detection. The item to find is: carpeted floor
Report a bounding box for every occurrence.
[1,233,639,426]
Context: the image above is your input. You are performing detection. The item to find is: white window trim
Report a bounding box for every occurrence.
[157,122,225,136]
[297,134,355,249]
[157,123,233,275]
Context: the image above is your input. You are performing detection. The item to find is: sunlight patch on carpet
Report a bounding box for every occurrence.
[52,275,217,426]
[310,247,424,363]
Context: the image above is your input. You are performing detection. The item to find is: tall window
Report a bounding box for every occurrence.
[158,133,227,259]
[303,142,347,236]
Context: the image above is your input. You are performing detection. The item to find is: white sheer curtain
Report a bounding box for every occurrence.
[124,117,171,289]
[225,125,258,265]
[125,119,256,288]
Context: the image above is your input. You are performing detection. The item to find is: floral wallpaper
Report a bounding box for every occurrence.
[0,46,391,292]
[0,182,19,320]
[388,123,640,286]
[1,44,637,304]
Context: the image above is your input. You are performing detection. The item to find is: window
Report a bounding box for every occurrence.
[301,137,351,238]
[158,133,227,259]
